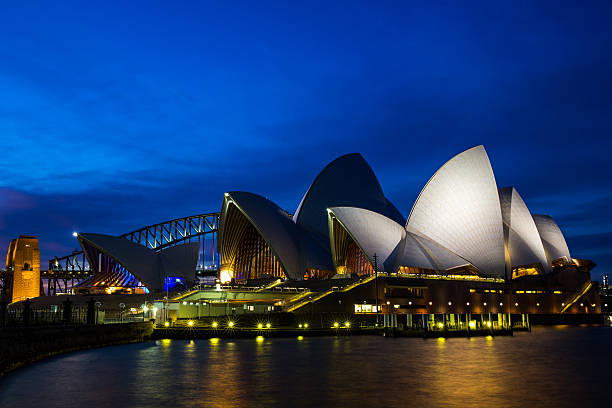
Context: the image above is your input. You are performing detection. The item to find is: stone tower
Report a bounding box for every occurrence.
[6,235,40,302]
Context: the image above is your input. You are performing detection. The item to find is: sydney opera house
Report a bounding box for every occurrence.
[72,234,200,294]
[219,145,579,282]
[70,145,599,316]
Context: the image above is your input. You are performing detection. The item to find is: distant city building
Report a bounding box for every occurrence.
[6,235,40,302]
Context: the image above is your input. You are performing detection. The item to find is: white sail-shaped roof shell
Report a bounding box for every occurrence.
[77,233,199,291]
[398,226,471,272]
[219,192,334,280]
[328,207,469,273]
[532,214,571,264]
[78,233,163,289]
[407,145,505,277]
[294,153,404,244]
[499,187,550,273]
[219,192,302,280]
[327,207,405,268]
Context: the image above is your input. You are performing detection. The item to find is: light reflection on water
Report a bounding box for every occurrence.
[1,326,611,408]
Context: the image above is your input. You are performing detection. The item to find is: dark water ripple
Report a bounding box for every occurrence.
[1,326,611,408]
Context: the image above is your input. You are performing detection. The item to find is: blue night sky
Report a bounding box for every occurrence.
[1,1,611,280]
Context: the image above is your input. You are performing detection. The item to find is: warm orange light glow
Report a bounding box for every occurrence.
[219,270,233,284]
[512,267,539,279]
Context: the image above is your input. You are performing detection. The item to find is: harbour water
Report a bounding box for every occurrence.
[1,326,611,407]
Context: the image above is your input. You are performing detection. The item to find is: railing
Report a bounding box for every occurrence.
[2,304,147,326]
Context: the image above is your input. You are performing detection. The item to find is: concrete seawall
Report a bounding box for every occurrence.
[0,322,154,377]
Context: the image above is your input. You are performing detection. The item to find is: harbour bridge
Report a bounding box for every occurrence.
[42,212,220,295]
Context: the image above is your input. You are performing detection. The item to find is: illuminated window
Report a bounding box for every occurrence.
[512,266,540,279]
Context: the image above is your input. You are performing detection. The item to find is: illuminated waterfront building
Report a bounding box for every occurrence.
[209,145,599,317]
[219,145,585,282]
[62,145,599,318]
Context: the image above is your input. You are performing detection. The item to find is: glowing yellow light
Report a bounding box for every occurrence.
[210,337,220,345]
[164,321,169,327]
[258,323,263,329]
[297,336,304,341]
[188,320,194,326]
[468,321,476,328]
[266,323,271,328]
[486,335,493,341]
[161,339,171,347]
[333,322,339,328]
[304,323,308,328]
[212,321,218,328]
[437,322,444,329]
[298,324,303,328]
[486,321,491,327]
[344,321,350,328]
[256,336,264,343]
[228,321,234,328]
[219,270,233,284]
